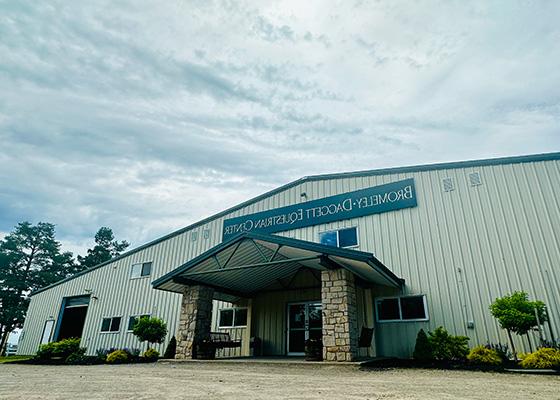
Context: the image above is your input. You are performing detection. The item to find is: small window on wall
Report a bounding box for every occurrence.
[127,314,150,331]
[218,308,248,328]
[101,317,122,332]
[376,295,428,322]
[130,262,152,278]
[319,227,358,248]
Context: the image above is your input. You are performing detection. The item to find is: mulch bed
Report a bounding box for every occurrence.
[360,358,559,374]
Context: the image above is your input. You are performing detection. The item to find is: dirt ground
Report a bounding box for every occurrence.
[0,361,559,400]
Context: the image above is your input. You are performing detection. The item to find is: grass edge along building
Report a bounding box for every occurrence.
[18,152,560,361]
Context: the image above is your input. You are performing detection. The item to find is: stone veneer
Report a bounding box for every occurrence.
[321,269,359,361]
[175,285,214,359]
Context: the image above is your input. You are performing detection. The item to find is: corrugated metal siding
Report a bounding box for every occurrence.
[249,269,320,356]
[20,158,560,359]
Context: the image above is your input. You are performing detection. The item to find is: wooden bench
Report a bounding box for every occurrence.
[209,332,242,349]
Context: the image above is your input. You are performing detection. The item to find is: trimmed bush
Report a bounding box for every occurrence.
[106,349,129,364]
[485,343,510,363]
[467,346,502,366]
[35,338,83,361]
[519,348,560,369]
[143,348,159,361]
[428,327,469,361]
[96,347,139,362]
[163,336,177,359]
[64,349,95,365]
[132,317,167,347]
[413,329,433,361]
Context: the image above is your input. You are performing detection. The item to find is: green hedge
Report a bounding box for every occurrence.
[36,338,84,362]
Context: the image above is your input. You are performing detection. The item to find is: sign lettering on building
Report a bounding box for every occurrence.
[222,178,417,239]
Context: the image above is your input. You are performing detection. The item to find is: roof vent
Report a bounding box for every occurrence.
[469,172,482,186]
[442,177,454,192]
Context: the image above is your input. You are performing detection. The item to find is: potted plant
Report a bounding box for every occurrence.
[305,338,323,361]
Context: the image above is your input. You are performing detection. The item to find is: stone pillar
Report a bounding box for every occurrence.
[321,269,358,361]
[175,285,214,359]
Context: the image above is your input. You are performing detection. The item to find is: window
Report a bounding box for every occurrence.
[376,295,428,322]
[319,227,358,248]
[127,314,150,331]
[130,262,152,278]
[101,317,122,332]
[218,308,248,328]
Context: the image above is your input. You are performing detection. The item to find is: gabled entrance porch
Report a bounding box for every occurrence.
[152,232,403,361]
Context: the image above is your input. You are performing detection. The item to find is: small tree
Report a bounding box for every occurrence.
[489,291,547,359]
[413,329,433,361]
[132,316,167,350]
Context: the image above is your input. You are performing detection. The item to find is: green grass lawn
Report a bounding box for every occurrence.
[0,355,32,363]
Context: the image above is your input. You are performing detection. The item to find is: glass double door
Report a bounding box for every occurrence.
[287,302,322,355]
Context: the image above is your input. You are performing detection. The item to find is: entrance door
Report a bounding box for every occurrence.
[55,295,90,341]
[287,302,322,355]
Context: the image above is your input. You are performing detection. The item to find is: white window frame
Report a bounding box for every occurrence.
[218,307,248,329]
[375,295,429,323]
[130,261,152,279]
[127,314,150,332]
[100,316,123,333]
[318,226,359,249]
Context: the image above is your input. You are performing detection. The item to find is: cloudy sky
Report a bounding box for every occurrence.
[1,0,559,256]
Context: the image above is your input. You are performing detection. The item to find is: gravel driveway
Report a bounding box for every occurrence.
[1,361,558,400]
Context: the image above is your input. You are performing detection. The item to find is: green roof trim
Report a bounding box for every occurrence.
[151,232,404,290]
[30,151,560,296]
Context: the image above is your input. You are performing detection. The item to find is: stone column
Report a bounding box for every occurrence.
[321,269,359,361]
[175,285,214,359]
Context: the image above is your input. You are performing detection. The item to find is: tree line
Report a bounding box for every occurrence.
[0,222,129,355]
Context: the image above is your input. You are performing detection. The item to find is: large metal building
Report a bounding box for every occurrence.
[18,152,560,360]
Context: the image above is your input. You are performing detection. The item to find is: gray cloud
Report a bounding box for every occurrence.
[1,0,559,252]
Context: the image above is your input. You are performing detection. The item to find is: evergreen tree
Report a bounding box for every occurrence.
[163,336,177,359]
[0,222,75,355]
[77,227,129,271]
[413,328,433,361]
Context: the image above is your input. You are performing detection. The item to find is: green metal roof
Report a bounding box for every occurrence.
[152,232,403,301]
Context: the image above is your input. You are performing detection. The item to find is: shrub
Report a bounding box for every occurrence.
[64,348,99,365]
[106,349,129,364]
[413,329,433,361]
[143,348,159,361]
[163,336,177,359]
[485,343,510,362]
[467,346,502,366]
[132,317,167,348]
[36,342,56,360]
[96,347,139,362]
[519,348,560,369]
[35,338,83,361]
[428,327,469,361]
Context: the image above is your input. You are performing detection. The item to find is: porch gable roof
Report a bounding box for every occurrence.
[152,232,403,302]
